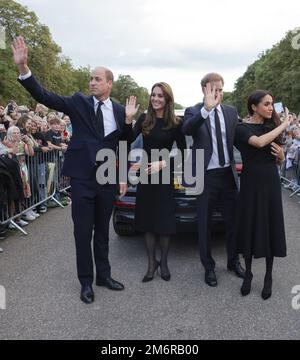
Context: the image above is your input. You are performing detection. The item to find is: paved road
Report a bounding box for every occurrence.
[0,189,299,340]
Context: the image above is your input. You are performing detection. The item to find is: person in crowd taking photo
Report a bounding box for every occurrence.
[62,114,72,137]
[131,82,186,282]
[183,73,245,287]
[30,119,49,153]
[235,90,292,300]
[2,126,34,227]
[35,103,48,118]
[12,35,139,304]
[59,120,71,144]
[3,126,34,193]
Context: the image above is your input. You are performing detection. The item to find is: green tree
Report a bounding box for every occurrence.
[111,74,149,111]
[174,102,184,109]
[231,30,300,117]
[0,0,89,107]
[223,91,234,106]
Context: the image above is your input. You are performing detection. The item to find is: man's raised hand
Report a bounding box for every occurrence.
[11,36,29,75]
[203,83,221,112]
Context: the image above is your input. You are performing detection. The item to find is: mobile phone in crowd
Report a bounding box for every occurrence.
[274,102,285,113]
[7,103,14,115]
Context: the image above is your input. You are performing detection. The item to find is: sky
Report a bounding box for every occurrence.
[17,0,300,107]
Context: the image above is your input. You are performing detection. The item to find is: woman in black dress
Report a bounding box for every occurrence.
[235,90,292,300]
[132,82,186,282]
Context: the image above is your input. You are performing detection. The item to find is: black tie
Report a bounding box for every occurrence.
[96,101,104,138]
[214,108,225,167]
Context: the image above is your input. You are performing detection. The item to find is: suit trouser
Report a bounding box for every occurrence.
[70,178,117,286]
[196,167,238,271]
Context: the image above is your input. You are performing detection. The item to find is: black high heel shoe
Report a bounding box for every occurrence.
[161,272,171,281]
[241,273,253,296]
[160,264,171,281]
[142,261,160,283]
[261,276,272,300]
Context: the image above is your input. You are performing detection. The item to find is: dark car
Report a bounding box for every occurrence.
[113,112,242,236]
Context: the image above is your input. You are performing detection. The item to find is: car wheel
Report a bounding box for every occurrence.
[113,211,137,237]
[113,223,137,237]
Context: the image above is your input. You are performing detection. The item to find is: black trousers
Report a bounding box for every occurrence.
[70,178,117,286]
[196,167,238,270]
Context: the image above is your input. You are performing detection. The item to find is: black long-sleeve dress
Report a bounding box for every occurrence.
[132,113,186,235]
[235,123,287,258]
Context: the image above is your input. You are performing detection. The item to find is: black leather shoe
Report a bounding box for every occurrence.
[80,285,94,304]
[205,270,217,287]
[227,261,246,279]
[96,277,124,290]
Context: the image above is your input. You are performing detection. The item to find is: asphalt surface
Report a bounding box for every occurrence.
[0,189,300,340]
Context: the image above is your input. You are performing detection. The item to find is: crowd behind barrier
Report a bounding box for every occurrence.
[1,100,300,243]
[279,113,300,201]
[0,101,71,239]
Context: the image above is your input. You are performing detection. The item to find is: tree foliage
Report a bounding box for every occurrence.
[111,74,149,112]
[2,1,296,115]
[0,0,90,106]
[231,30,300,117]
[0,0,153,111]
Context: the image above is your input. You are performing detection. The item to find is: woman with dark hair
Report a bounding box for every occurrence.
[235,90,292,300]
[132,82,186,282]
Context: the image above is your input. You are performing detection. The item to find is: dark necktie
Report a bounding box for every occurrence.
[214,108,225,167]
[96,101,104,138]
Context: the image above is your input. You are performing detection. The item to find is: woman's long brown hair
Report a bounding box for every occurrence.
[142,82,180,136]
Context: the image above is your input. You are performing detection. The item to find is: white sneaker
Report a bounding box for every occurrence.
[22,211,36,221]
[9,219,29,228]
[0,248,3,253]
[29,210,40,218]
[16,219,29,227]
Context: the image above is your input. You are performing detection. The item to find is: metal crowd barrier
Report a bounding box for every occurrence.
[280,148,300,201]
[0,149,70,235]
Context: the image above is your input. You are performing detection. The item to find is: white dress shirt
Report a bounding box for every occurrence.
[19,70,32,80]
[201,104,230,170]
[93,97,117,137]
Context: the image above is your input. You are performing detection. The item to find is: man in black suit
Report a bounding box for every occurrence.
[12,36,139,303]
[183,73,245,287]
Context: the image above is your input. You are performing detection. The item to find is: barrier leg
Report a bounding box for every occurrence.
[290,187,300,198]
[49,196,64,208]
[9,220,28,236]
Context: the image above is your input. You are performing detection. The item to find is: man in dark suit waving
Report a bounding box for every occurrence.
[183,73,245,287]
[12,36,139,304]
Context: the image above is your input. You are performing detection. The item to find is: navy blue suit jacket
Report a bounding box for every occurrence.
[182,103,239,189]
[18,75,132,180]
